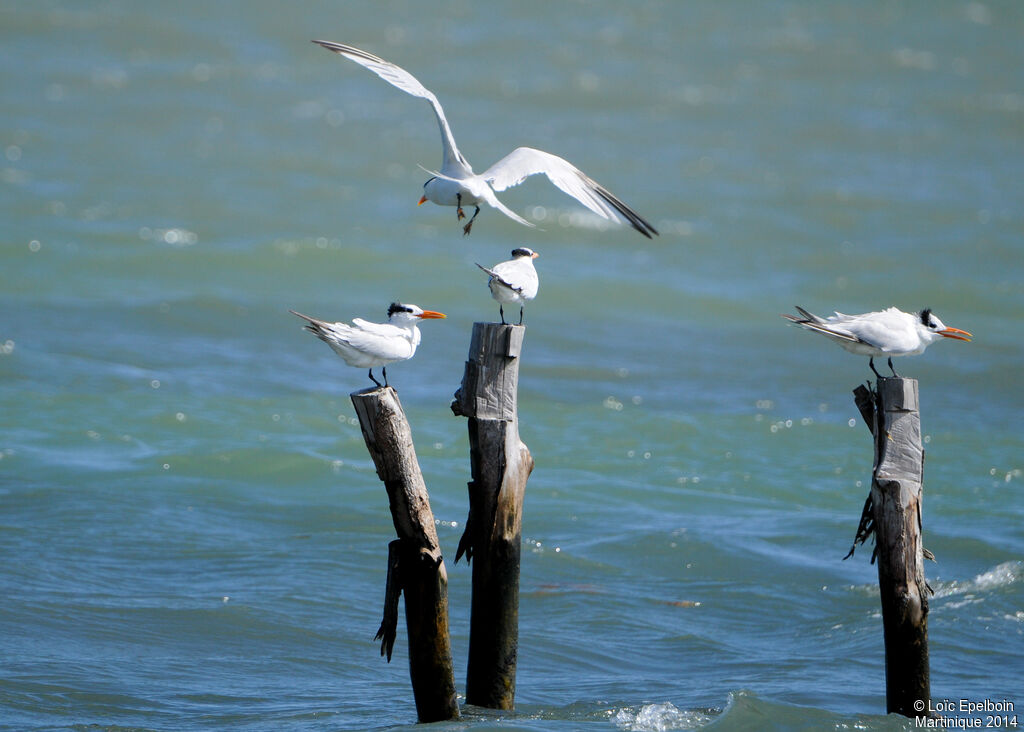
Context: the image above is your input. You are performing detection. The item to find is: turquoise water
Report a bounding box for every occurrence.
[2,2,1022,730]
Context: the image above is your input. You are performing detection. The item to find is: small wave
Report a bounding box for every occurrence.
[933,560,1022,599]
[613,702,712,731]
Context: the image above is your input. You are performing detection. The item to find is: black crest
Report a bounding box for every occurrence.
[919,308,933,326]
[511,247,534,258]
[388,302,412,317]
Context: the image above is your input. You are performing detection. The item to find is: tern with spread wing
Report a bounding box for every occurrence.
[477,247,539,325]
[291,303,446,387]
[313,40,658,238]
[781,306,971,378]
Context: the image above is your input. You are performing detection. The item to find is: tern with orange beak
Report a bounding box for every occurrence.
[313,40,658,238]
[291,303,446,387]
[477,247,539,325]
[781,306,972,378]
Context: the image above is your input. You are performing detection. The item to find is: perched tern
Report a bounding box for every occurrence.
[476,247,539,325]
[291,303,446,387]
[313,40,658,238]
[781,306,972,378]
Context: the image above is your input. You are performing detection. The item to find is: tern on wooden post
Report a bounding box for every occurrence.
[451,322,534,709]
[350,385,459,723]
[847,377,931,718]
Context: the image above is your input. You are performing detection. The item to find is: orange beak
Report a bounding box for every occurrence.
[418,195,428,206]
[531,252,539,259]
[416,310,446,320]
[939,327,972,342]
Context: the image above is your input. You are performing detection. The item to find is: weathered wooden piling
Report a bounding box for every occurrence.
[350,386,459,723]
[848,377,931,718]
[451,323,534,709]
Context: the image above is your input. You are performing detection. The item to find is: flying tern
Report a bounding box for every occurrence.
[291,303,446,387]
[476,247,539,325]
[781,306,971,378]
[313,40,658,238]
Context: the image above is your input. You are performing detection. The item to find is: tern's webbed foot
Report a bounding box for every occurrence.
[887,357,899,378]
[462,205,480,236]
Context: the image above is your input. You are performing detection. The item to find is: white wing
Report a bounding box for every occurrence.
[314,41,472,176]
[292,311,414,366]
[490,259,538,298]
[840,309,918,353]
[481,147,657,238]
[330,322,415,363]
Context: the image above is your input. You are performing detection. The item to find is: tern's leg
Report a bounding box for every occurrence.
[462,206,481,236]
[869,357,882,379]
[499,305,506,325]
[456,193,465,221]
[887,357,899,378]
[382,366,389,387]
[368,369,383,388]
[518,306,524,325]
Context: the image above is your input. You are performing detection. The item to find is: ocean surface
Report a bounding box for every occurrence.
[1,2,1022,730]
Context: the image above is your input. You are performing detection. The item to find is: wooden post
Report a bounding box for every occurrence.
[451,323,534,709]
[350,386,459,723]
[849,377,931,718]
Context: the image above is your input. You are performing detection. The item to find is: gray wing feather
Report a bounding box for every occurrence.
[476,263,521,292]
[781,310,866,345]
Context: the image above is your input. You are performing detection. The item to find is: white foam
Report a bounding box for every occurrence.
[933,560,1021,599]
[613,702,712,731]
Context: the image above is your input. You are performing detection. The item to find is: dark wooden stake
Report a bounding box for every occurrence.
[451,323,534,710]
[848,377,931,718]
[350,385,459,723]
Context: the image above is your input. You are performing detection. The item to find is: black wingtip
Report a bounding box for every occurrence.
[593,185,658,238]
[289,309,318,325]
[312,40,349,56]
